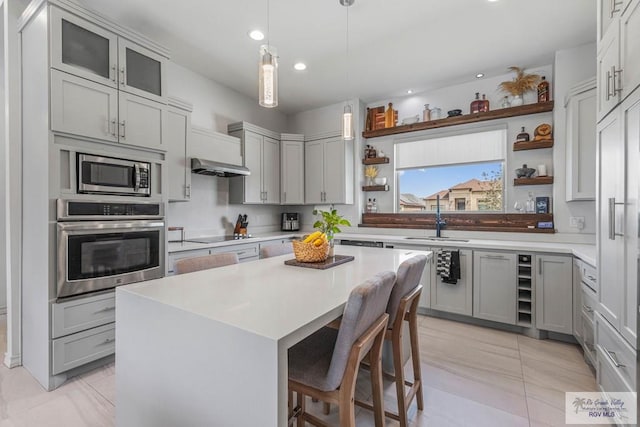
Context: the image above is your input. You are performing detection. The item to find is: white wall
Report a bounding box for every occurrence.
[166,63,290,237]
[552,42,597,235]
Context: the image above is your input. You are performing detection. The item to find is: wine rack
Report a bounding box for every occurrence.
[517,254,534,327]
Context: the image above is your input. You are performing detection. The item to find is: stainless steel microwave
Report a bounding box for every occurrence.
[78,153,150,196]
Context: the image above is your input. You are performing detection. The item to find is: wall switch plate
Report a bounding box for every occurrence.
[569,216,585,229]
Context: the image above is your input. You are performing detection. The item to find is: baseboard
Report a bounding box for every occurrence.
[4,352,21,368]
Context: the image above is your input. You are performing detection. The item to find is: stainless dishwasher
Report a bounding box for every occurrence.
[337,239,384,248]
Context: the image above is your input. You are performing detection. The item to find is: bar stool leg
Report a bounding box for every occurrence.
[409,305,424,410]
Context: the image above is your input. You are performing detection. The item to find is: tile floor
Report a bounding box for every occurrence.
[0,314,600,426]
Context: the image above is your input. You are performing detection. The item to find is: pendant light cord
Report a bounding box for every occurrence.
[267,0,270,48]
[345,3,349,103]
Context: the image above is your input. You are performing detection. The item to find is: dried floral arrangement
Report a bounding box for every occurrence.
[364,165,378,178]
[499,66,540,96]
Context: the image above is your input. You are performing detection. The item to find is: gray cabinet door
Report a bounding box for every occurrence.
[166,106,191,201]
[118,92,165,151]
[535,255,573,334]
[431,248,473,316]
[118,38,165,102]
[281,139,305,204]
[50,7,118,89]
[242,131,264,203]
[597,111,624,329]
[50,69,118,142]
[262,136,280,204]
[304,140,324,204]
[323,137,347,203]
[473,251,517,325]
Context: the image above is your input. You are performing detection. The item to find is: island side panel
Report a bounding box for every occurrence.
[116,289,279,427]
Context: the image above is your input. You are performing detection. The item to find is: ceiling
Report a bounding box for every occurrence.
[76,0,596,115]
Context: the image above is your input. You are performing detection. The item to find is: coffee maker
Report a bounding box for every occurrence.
[281,213,300,231]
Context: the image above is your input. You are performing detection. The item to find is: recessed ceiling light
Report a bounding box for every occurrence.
[248,30,264,41]
[294,62,307,71]
[407,89,413,94]
[487,0,499,2]
[476,73,485,78]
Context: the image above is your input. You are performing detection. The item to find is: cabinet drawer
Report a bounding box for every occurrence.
[52,292,115,339]
[52,323,115,375]
[581,283,597,322]
[212,243,258,261]
[595,312,636,390]
[597,346,634,395]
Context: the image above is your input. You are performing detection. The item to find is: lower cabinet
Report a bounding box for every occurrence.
[168,244,260,275]
[535,254,573,334]
[167,248,211,275]
[258,238,293,259]
[595,312,636,396]
[430,248,473,316]
[473,251,517,325]
[50,292,116,375]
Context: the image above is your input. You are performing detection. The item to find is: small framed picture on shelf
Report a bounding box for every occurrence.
[536,197,550,214]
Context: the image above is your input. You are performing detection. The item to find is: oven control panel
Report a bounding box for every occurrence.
[57,199,164,220]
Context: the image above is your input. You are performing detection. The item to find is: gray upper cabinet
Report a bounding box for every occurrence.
[50,7,118,89]
[166,98,192,201]
[473,251,517,325]
[228,122,280,204]
[304,135,354,204]
[50,6,166,103]
[565,78,596,201]
[118,92,165,150]
[535,254,573,334]
[50,69,119,143]
[280,134,305,205]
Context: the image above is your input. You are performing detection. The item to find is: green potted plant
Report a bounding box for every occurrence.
[313,208,351,256]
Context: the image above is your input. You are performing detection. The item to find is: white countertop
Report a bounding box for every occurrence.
[120,246,432,341]
[167,231,596,267]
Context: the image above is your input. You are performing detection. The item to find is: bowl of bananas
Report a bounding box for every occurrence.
[293,232,329,262]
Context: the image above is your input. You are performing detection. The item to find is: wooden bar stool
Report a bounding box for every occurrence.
[355,254,427,427]
[287,271,396,427]
[174,252,239,274]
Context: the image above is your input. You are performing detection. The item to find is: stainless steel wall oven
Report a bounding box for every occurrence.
[56,199,165,298]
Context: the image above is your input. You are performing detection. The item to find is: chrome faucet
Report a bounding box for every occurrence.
[435,194,446,238]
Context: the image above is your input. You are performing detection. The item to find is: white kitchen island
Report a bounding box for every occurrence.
[115,245,431,427]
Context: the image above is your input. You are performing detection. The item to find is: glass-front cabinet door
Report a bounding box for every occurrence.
[50,6,118,89]
[118,39,166,102]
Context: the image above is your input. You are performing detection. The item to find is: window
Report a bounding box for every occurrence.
[396,128,506,212]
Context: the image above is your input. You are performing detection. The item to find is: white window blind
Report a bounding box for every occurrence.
[395,129,506,169]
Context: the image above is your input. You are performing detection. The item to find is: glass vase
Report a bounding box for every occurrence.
[327,232,335,258]
[511,94,524,106]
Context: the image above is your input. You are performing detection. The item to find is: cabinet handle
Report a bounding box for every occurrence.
[119,120,126,138]
[610,0,623,17]
[95,306,116,313]
[185,184,191,198]
[264,191,268,201]
[101,337,115,345]
[485,254,506,260]
[237,251,246,255]
[603,348,625,368]
[283,192,286,203]
[110,119,117,137]
[120,67,126,85]
[538,258,542,275]
[111,64,117,82]
[612,66,623,95]
[582,304,594,313]
[606,70,612,101]
[608,198,625,240]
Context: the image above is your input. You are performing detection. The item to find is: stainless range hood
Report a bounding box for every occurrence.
[191,158,250,177]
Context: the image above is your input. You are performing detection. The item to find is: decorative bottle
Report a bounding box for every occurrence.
[537,76,549,102]
[366,198,372,213]
[365,107,372,131]
[422,104,431,122]
[516,126,530,142]
[384,103,395,128]
[481,94,490,112]
[525,192,535,213]
[470,92,481,114]
[372,199,378,213]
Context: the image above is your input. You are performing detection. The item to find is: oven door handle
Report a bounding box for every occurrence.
[57,220,165,232]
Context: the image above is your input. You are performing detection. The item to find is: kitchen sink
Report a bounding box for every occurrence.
[403,236,470,242]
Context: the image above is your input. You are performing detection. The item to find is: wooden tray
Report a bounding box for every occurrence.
[284,255,355,270]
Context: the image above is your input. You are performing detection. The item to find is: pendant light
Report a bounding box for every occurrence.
[259,0,278,108]
[341,0,354,140]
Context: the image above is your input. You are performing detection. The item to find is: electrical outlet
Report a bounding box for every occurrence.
[569,216,585,229]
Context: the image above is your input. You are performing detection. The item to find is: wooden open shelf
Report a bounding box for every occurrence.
[513,176,554,186]
[513,139,554,151]
[362,157,390,165]
[362,101,554,139]
[362,185,389,192]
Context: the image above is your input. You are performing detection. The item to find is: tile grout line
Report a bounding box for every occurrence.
[516,336,533,427]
